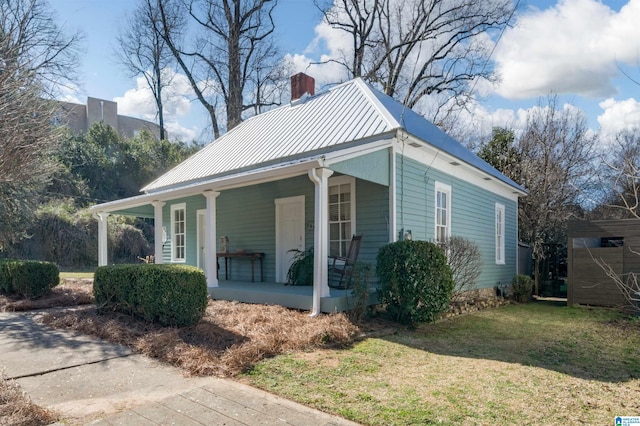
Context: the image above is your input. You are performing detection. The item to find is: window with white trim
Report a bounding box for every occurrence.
[435,182,451,244]
[495,203,505,264]
[329,176,356,257]
[171,203,186,262]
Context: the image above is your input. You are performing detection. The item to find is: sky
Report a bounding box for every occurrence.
[49,0,640,144]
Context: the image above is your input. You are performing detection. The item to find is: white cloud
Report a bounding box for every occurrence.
[495,0,640,99]
[55,84,82,104]
[114,70,193,119]
[597,97,640,135]
[164,121,197,142]
[113,69,199,142]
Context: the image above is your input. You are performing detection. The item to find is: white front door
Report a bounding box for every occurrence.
[196,209,206,271]
[275,196,305,283]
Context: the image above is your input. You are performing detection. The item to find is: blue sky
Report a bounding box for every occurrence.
[50,0,640,143]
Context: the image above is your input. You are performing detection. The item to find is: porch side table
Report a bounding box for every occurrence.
[216,252,264,282]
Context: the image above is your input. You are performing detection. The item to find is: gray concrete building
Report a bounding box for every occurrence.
[58,97,163,139]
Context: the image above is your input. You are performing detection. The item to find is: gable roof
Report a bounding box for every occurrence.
[143,78,525,194]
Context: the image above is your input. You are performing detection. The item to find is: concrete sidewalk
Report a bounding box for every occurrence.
[0,311,359,425]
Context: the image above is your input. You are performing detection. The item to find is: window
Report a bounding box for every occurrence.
[329,176,355,257]
[495,203,505,264]
[171,203,186,262]
[435,182,451,244]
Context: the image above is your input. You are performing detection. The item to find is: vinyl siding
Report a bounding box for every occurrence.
[216,175,314,282]
[331,149,390,186]
[396,154,517,289]
[353,179,390,272]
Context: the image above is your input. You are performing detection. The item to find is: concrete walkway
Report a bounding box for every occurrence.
[0,311,360,425]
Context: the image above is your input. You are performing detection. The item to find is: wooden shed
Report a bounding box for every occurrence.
[567,219,640,307]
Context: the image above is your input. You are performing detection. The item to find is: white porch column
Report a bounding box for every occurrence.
[203,190,220,288]
[96,212,110,266]
[308,167,334,316]
[152,201,165,264]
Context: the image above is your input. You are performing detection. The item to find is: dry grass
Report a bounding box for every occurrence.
[0,371,58,426]
[40,300,361,377]
[0,279,94,312]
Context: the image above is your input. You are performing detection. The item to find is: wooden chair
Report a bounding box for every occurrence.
[328,234,363,289]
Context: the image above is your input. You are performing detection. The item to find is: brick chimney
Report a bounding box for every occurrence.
[290,73,315,101]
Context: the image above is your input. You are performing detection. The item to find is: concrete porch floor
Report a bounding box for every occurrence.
[209,280,378,313]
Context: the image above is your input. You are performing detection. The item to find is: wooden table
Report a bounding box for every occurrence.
[216,252,264,282]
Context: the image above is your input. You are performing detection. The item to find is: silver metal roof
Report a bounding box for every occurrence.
[142,78,524,194]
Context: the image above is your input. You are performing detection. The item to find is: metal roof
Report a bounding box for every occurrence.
[142,78,525,194]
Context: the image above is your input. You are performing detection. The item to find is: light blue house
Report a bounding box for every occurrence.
[90,73,526,315]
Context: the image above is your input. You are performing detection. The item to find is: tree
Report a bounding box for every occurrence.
[477,127,521,181]
[0,0,81,249]
[116,0,176,140]
[155,0,284,137]
[598,129,640,219]
[51,122,201,204]
[316,0,516,119]
[591,128,640,311]
[479,97,598,293]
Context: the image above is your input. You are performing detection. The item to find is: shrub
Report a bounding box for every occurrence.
[286,248,313,286]
[511,274,534,303]
[94,264,208,327]
[6,201,155,269]
[376,240,454,326]
[439,236,482,300]
[109,222,152,264]
[0,259,60,298]
[345,262,373,322]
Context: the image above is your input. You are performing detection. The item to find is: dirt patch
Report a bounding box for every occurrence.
[40,300,361,377]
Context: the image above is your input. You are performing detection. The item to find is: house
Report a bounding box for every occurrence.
[567,219,640,308]
[89,73,526,315]
[56,97,163,139]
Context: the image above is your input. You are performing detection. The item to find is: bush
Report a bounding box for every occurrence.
[439,236,482,300]
[6,201,155,269]
[286,248,313,286]
[346,262,373,322]
[0,259,60,298]
[94,264,208,327]
[511,274,534,303]
[376,240,454,326]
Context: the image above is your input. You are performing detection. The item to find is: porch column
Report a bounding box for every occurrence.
[308,167,334,316]
[96,212,110,266]
[203,190,220,288]
[152,201,165,264]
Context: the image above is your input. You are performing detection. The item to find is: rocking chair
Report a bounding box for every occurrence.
[328,234,363,289]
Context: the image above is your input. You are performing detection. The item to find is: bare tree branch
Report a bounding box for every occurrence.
[316,0,516,119]
[154,0,283,137]
[0,0,81,248]
[116,0,177,140]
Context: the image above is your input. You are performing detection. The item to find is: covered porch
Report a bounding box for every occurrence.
[89,146,392,316]
[211,280,379,313]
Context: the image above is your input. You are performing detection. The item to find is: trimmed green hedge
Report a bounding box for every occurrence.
[94,264,208,327]
[376,240,454,326]
[0,259,60,298]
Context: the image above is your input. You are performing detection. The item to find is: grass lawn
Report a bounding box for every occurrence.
[59,271,95,279]
[242,301,640,425]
